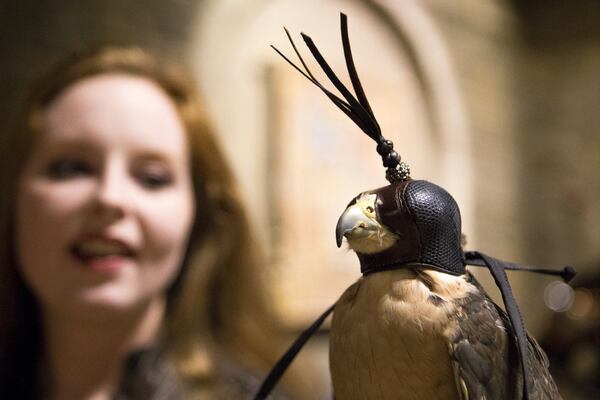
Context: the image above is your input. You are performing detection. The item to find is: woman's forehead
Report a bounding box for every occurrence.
[40,73,188,157]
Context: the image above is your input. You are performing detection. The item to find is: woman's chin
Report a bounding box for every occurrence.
[48,286,155,322]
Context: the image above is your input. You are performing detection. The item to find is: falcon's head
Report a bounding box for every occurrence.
[335,179,465,276]
[335,192,398,254]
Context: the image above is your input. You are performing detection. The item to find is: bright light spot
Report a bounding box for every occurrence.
[544,281,574,312]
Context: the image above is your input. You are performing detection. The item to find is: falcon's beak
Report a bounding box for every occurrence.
[336,204,378,248]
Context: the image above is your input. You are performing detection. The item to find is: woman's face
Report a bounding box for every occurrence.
[16,73,195,319]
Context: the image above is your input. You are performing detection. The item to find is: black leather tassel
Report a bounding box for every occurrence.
[272,14,382,144]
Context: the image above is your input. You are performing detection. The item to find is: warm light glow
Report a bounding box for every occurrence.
[568,289,594,319]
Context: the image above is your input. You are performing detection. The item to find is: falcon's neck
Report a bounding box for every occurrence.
[363,268,475,304]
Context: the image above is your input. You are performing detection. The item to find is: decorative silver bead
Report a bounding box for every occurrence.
[386,161,411,183]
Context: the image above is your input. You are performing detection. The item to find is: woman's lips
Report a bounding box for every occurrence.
[70,237,136,272]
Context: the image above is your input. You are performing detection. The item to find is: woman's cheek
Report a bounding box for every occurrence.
[16,179,92,289]
[138,189,194,275]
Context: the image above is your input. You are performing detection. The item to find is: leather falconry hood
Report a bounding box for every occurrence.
[255,13,576,400]
[357,179,464,276]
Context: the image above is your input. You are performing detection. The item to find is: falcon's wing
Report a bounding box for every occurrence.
[447,272,561,400]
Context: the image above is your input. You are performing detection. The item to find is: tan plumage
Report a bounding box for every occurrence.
[331,269,470,400]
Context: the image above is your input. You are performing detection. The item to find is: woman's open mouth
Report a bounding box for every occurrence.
[70,237,136,272]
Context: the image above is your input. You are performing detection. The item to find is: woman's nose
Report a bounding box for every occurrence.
[94,163,131,219]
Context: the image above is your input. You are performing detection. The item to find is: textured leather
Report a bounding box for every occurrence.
[405,180,464,275]
[358,180,465,276]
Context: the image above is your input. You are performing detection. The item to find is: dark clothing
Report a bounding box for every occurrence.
[3,346,287,400]
[115,347,289,400]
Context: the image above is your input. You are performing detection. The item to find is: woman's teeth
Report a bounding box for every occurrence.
[74,240,131,258]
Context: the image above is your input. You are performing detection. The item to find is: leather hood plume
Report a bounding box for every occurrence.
[271,13,410,184]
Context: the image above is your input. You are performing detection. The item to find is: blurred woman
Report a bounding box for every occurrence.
[0,47,298,399]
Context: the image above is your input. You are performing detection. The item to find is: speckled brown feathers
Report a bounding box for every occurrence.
[449,273,561,400]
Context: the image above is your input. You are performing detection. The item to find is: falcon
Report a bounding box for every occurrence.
[254,13,574,400]
[332,182,561,399]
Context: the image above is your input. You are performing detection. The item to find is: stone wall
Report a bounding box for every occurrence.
[427,0,600,333]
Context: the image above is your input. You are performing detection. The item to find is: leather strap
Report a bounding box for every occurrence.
[253,303,336,400]
[468,252,532,400]
[463,251,574,400]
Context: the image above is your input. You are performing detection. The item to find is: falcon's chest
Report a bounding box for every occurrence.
[329,269,474,400]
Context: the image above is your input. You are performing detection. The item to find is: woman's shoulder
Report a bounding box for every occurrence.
[115,347,182,400]
[212,353,292,400]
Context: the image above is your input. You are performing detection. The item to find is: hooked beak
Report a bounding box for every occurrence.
[335,204,378,248]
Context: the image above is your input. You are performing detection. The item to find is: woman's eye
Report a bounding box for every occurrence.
[137,169,173,190]
[45,158,92,179]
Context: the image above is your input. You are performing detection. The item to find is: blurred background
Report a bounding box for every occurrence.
[1,0,598,398]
